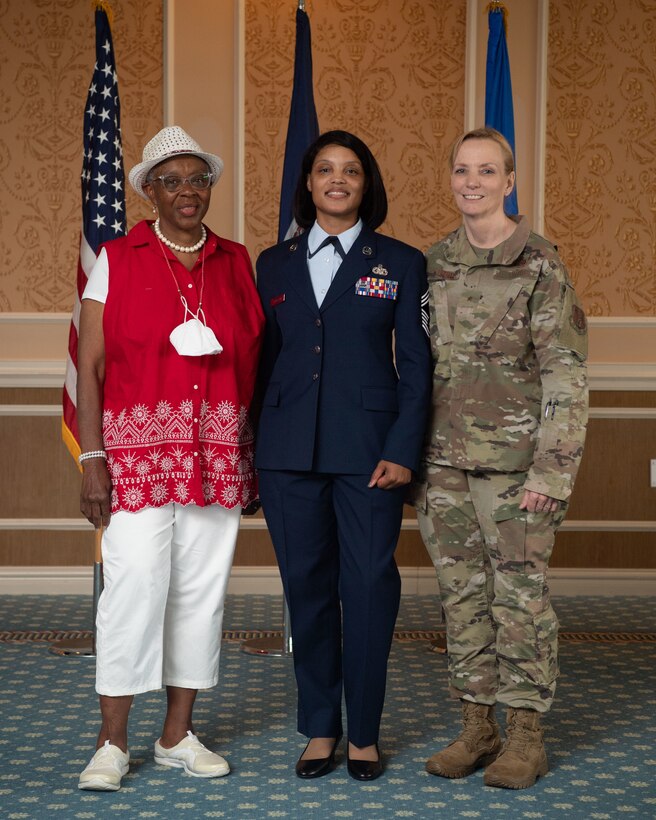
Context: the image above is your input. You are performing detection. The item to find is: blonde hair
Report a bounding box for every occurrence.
[449,127,515,175]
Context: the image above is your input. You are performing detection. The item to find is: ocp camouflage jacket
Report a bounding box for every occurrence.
[421,216,588,501]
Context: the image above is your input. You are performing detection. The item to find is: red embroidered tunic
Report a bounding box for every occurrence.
[95,220,263,513]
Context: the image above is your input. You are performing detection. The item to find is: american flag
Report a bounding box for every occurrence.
[62,2,126,461]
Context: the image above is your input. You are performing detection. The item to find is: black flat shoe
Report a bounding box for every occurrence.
[347,742,383,781]
[295,736,342,779]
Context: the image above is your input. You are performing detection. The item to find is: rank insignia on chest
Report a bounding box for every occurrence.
[355,276,398,300]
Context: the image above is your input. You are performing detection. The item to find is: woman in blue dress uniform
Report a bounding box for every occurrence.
[255,130,431,781]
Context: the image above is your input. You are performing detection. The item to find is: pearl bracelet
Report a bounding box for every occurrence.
[78,450,107,465]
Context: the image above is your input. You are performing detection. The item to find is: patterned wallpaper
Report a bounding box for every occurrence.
[0,0,162,312]
[244,0,466,261]
[546,0,656,316]
[2,1,653,317]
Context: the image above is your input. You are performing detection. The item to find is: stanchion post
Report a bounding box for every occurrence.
[49,527,104,658]
[241,598,293,657]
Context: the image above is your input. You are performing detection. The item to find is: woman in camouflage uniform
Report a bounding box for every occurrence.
[412,128,588,789]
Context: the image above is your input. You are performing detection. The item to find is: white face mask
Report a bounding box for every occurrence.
[169,298,222,357]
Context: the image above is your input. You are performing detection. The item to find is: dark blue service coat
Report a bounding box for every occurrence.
[255,225,431,474]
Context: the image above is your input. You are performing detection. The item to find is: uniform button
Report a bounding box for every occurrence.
[312,373,319,381]
[313,346,321,354]
[315,318,322,327]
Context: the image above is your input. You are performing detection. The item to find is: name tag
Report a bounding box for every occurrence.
[355,277,398,300]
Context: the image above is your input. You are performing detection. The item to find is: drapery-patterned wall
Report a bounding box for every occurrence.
[0,0,163,312]
[244,0,466,261]
[546,0,656,316]
[2,1,654,317]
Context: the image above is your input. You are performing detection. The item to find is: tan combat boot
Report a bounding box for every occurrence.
[426,701,501,778]
[483,707,548,789]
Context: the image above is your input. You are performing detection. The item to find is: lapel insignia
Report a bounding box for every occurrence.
[270,293,286,307]
[372,264,388,277]
[362,246,373,256]
[289,243,298,252]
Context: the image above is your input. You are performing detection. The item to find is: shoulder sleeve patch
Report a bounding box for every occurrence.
[557,284,588,360]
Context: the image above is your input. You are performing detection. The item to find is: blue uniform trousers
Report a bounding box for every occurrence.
[258,469,405,747]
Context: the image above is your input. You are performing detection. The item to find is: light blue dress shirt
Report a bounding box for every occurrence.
[307,219,363,307]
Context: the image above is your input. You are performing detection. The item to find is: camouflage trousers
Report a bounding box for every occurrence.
[413,463,567,713]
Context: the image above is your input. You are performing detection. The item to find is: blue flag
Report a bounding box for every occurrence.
[278,6,319,243]
[485,3,518,215]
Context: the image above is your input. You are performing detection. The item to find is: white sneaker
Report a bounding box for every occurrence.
[78,740,130,791]
[154,730,230,778]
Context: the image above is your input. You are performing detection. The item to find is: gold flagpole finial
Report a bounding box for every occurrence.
[92,1,115,26]
[485,1,508,33]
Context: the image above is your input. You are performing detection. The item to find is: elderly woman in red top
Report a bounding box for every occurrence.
[76,126,264,791]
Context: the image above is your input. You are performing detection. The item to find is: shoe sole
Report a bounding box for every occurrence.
[426,750,500,779]
[484,759,549,789]
[154,755,230,778]
[78,774,125,791]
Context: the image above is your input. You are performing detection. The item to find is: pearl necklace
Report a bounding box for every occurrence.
[154,217,207,253]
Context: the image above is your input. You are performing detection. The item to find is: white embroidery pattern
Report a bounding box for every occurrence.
[104,399,256,512]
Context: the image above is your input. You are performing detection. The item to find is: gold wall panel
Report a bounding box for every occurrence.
[244,0,466,260]
[546,0,656,316]
[0,0,163,312]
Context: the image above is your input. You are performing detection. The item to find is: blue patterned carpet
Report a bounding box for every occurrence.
[0,595,654,819]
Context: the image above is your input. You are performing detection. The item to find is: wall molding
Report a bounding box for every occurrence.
[1,316,656,388]
[1,362,655,390]
[1,314,653,327]
[1,518,654,533]
[3,405,656,419]
[1,565,653,597]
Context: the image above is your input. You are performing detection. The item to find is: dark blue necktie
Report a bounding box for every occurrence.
[308,235,345,260]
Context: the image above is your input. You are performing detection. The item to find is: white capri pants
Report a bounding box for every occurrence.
[95,503,240,696]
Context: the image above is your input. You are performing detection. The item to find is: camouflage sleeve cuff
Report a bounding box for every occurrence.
[523,474,571,503]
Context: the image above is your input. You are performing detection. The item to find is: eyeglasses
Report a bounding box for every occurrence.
[148,172,214,193]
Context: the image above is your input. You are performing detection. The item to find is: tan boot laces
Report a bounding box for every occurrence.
[457,705,495,750]
[502,712,541,758]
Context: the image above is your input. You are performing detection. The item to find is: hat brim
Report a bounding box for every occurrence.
[128,150,224,199]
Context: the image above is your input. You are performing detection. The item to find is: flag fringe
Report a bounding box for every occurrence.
[91,0,114,26]
[485,1,508,33]
[62,418,83,473]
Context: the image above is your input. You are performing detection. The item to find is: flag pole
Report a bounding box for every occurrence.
[49,528,104,657]
[241,0,318,658]
[52,0,124,658]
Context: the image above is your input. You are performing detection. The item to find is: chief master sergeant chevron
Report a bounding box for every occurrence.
[409,127,588,790]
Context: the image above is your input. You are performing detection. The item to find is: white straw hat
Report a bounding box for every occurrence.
[128,126,224,199]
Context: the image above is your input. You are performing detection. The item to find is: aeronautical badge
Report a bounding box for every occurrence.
[570,304,587,334]
[355,276,398,300]
[371,264,388,277]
